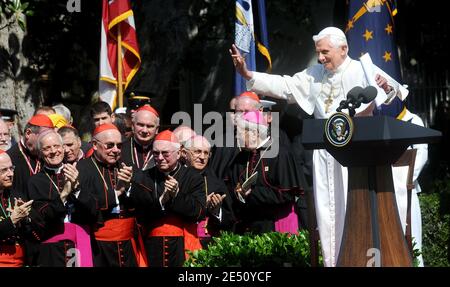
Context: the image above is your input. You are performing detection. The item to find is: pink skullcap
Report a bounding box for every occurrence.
[241,111,268,126]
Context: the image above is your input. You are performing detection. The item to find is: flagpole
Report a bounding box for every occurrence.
[117,25,124,108]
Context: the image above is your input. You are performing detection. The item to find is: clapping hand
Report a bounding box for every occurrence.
[206,192,226,213]
[160,175,179,205]
[63,162,79,190]
[7,198,33,225]
[164,175,179,197]
[116,162,133,196]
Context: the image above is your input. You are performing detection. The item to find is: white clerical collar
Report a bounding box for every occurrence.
[163,163,181,177]
[77,149,84,161]
[44,164,64,174]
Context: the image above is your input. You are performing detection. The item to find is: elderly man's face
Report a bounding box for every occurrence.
[153,141,180,172]
[315,37,347,72]
[0,121,11,150]
[236,126,259,150]
[235,97,260,114]
[186,139,211,171]
[93,130,122,165]
[0,154,14,189]
[132,111,159,145]
[40,133,64,167]
[61,131,82,163]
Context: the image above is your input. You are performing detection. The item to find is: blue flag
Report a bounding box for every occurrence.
[346,0,404,117]
[234,0,271,96]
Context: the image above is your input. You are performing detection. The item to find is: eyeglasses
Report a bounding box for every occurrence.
[94,139,123,150]
[152,150,177,159]
[0,165,15,175]
[188,149,211,158]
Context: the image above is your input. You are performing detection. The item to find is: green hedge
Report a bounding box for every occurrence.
[420,190,450,267]
[185,230,317,267]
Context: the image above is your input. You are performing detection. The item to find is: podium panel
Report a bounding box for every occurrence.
[302,116,441,267]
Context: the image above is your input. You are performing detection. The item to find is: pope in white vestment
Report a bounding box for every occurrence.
[392,108,428,267]
[230,27,408,266]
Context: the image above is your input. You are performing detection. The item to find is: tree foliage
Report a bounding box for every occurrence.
[420,176,450,267]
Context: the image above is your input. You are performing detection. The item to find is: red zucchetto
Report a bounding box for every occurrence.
[135,105,159,117]
[28,114,54,128]
[154,130,179,144]
[239,91,260,103]
[92,123,119,136]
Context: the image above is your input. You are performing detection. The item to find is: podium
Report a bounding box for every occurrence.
[302,115,441,266]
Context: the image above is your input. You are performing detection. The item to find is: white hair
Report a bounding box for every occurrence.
[184,135,211,151]
[312,27,348,51]
[37,130,63,152]
[153,140,181,150]
[132,109,160,126]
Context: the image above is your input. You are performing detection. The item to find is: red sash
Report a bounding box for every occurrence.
[0,243,24,267]
[148,216,202,258]
[94,218,148,267]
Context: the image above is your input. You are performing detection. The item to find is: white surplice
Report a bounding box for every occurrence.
[392,109,428,267]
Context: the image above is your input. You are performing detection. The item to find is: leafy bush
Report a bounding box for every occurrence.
[185,230,316,267]
[420,191,450,266]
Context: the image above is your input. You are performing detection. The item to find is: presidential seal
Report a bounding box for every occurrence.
[325,112,354,147]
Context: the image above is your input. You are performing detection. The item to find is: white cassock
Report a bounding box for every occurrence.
[246,56,407,267]
[392,109,428,267]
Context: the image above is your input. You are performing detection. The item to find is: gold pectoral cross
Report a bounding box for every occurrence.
[324,95,333,113]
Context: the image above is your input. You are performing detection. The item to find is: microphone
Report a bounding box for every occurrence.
[358,86,377,104]
[336,86,363,112]
[347,86,364,101]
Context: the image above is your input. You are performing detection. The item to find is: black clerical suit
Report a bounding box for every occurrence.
[197,167,235,248]
[120,137,154,170]
[132,163,206,267]
[0,189,27,266]
[226,138,306,234]
[7,142,40,200]
[27,166,96,267]
[77,157,145,267]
